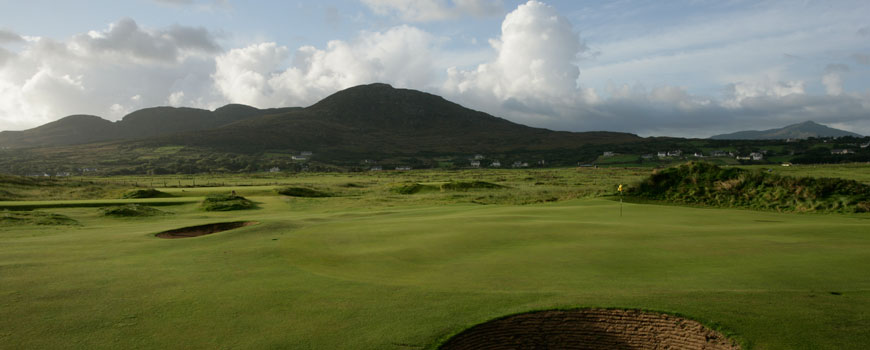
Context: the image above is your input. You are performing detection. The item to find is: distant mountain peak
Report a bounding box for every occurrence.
[710,120,862,140]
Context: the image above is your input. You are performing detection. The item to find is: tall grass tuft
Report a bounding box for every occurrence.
[629,162,870,213]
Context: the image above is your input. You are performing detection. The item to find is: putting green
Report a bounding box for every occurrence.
[1,197,868,349]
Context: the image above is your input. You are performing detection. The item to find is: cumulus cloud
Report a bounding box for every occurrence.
[362,0,503,22]
[442,0,595,125]
[0,19,222,131]
[213,25,441,107]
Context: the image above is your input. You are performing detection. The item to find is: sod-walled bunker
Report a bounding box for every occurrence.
[155,221,257,239]
[439,309,740,350]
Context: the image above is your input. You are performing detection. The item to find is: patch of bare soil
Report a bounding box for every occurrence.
[439,309,740,350]
[155,221,257,239]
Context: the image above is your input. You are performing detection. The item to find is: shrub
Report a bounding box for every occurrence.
[100,204,170,217]
[122,188,173,199]
[276,187,332,198]
[629,162,870,213]
[200,194,256,211]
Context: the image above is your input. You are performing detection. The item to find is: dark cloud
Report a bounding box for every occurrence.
[0,29,23,43]
[72,18,220,62]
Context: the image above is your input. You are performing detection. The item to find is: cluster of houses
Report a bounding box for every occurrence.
[607,149,771,161]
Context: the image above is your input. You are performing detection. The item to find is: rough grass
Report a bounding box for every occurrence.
[276,187,332,197]
[440,180,505,191]
[0,189,19,201]
[200,193,256,211]
[0,210,79,226]
[100,204,170,217]
[122,188,174,199]
[630,162,870,213]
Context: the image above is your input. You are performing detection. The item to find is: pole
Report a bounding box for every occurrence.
[620,197,623,217]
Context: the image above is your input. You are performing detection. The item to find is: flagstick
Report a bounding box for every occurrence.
[620,196,623,217]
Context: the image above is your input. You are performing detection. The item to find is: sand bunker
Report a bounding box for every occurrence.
[155,221,257,239]
[439,309,740,350]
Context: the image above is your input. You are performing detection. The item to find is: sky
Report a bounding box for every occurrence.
[0,0,869,137]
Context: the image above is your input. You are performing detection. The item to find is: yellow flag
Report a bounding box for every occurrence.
[618,184,623,192]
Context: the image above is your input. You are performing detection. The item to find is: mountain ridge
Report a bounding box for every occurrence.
[709,121,862,140]
[0,105,301,148]
[146,83,640,154]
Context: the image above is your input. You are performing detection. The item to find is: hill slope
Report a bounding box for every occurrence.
[710,121,862,140]
[154,83,640,153]
[0,105,300,148]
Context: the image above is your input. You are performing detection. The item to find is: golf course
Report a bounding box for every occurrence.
[2,165,869,349]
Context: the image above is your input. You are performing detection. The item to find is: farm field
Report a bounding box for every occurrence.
[1,166,869,349]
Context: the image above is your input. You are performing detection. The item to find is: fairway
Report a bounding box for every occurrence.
[2,187,869,349]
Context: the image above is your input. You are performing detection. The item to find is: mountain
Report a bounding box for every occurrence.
[709,121,862,140]
[150,83,640,154]
[0,105,300,148]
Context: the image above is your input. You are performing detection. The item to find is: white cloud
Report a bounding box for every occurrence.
[212,25,442,107]
[362,0,503,22]
[0,19,222,131]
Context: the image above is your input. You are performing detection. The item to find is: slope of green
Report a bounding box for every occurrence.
[630,162,870,213]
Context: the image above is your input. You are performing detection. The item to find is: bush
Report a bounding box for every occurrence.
[100,204,170,217]
[201,194,256,211]
[122,188,173,199]
[276,187,332,198]
[629,162,870,213]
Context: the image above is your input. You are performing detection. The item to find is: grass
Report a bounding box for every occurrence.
[1,166,869,349]
[0,210,79,226]
[630,162,870,213]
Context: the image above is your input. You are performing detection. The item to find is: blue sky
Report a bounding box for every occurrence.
[1,0,868,137]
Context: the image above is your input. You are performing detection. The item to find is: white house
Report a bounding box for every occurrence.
[473,154,485,160]
[657,152,667,158]
[750,152,764,161]
[603,151,615,157]
[667,150,683,157]
[300,151,313,156]
[490,160,501,167]
[512,161,529,168]
[395,166,411,171]
[861,142,870,148]
[470,160,481,168]
[831,149,854,155]
[370,166,382,171]
[269,167,280,173]
[291,156,307,161]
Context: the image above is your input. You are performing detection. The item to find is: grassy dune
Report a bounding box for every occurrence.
[1,166,869,349]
